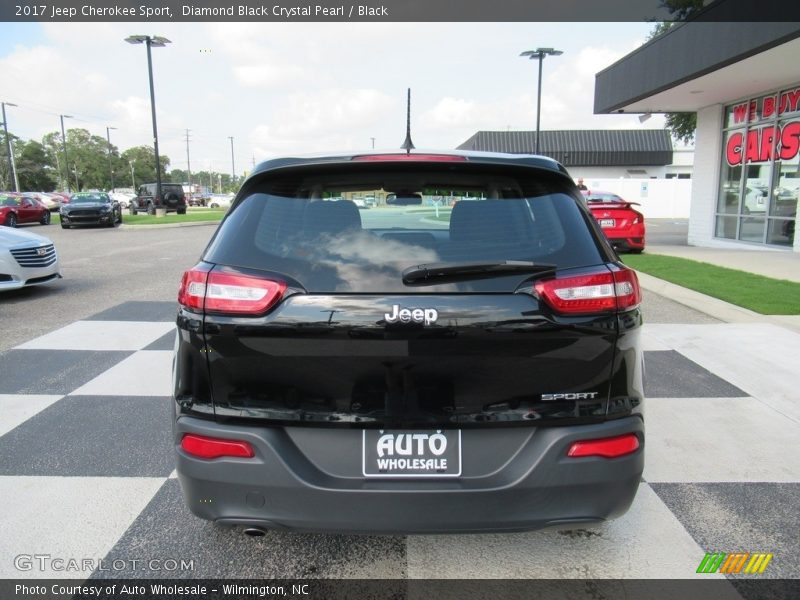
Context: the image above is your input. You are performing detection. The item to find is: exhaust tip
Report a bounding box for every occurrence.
[243,527,267,537]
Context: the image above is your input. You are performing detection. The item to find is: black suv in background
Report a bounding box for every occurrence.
[173,151,645,534]
[130,182,187,215]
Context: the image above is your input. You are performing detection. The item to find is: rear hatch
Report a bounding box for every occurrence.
[183,158,636,428]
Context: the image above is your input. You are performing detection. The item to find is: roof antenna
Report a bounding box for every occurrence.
[400,88,415,154]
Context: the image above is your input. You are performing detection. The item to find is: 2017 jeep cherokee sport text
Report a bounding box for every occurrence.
[173,151,645,534]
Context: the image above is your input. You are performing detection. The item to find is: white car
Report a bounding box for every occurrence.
[207,194,234,209]
[110,190,136,209]
[0,226,62,291]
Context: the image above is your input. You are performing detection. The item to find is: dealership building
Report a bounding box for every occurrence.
[595,20,800,252]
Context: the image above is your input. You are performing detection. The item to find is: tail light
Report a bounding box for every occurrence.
[178,266,286,315]
[532,267,641,315]
[567,433,640,458]
[181,434,254,459]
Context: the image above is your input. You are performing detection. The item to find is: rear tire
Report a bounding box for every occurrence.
[41,211,51,225]
[147,203,156,216]
[6,213,17,228]
[129,204,138,216]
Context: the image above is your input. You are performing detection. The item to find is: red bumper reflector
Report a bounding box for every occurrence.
[567,434,640,458]
[180,434,255,459]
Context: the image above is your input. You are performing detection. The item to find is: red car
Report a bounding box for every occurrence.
[0,193,52,227]
[584,190,645,253]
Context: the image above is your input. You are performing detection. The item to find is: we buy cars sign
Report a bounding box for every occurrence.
[725,86,800,166]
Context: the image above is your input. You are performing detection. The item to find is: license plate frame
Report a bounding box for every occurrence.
[362,429,462,478]
[600,218,615,228]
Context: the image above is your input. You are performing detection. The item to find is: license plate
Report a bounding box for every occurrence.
[362,430,461,478]
[600,219,615,228]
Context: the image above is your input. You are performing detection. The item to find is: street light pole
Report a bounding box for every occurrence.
[129,160,135,188]
[60,114,73,193]
[520,47,563,155]
[1,101,18,191]
[228,136,235,183]
[106,126,117,191]
[125,34,171,206]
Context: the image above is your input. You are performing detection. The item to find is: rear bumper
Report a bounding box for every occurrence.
[174,415,644,534]
[607,236,645,252]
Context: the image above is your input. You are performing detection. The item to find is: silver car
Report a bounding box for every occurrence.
[0,226,61,291]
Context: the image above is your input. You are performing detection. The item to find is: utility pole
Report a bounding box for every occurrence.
[106,126,117,191]
[252,154,256,169]
[60,114,73,193]
[370,137,375,149]
[184,128,192,189]
[228,136,235,182]
[1,101,18,191]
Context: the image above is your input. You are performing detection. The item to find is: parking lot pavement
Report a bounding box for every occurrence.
[1,299,798,584]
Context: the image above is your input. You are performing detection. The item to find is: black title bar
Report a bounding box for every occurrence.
[4,0,800,22]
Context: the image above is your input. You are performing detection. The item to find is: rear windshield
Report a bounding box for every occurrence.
[204,164,604,293]
[161,185,183,194]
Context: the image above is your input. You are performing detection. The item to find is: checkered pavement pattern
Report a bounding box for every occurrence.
[1,301,798,583]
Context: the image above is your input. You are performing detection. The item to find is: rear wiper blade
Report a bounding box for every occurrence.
[402,260,556,286]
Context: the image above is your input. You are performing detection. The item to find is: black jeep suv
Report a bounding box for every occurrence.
[173,151,644,534]
[130,182,187,215]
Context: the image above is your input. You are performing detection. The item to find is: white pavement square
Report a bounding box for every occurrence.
[406,484,729,579]
[69,351,173,397]
[644,397,800,483]
[0,395,63,438]
[15,321,175,352]
[645,323,800,423]
[0,476,164,579]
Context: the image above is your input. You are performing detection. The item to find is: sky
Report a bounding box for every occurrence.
[0,21,667,177]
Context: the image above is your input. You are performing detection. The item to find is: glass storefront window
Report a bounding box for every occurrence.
[738,217,766,242]
[717,130,744,215]
[716,215,737,240]
[766,218,795,246]
[718,85,799,247]
[743,163,771,216]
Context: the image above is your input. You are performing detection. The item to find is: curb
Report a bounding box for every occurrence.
[636,271,800,334]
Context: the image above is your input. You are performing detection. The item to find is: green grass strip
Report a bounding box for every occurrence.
[122,211,226,225]
[51,211,225,225]
[623,253,800,315]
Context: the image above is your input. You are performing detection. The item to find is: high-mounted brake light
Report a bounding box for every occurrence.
[181,434,255,459]
[178,267,286,315]
[532,267,640,315]
[352,154,468,162]
[567,434,640,459]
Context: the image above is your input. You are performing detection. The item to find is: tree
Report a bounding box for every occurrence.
[120,145,170,188]
[41,128,116,191]
[15,140,57,191]
[169,168,188,184]
[648,0,704,144]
